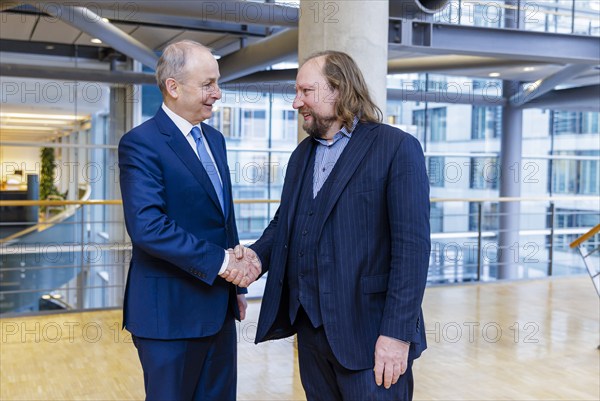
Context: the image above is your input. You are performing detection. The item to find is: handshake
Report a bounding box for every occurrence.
[219,244,262,288]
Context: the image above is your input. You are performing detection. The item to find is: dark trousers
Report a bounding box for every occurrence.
[295,307,414,401]
[132,316,237,401]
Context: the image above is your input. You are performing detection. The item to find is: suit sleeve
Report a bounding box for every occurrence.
[380,134,431,343]
[119,130,225,285]
[249,206,280,275]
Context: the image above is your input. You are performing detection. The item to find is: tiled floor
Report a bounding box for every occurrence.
[1,276,598,400]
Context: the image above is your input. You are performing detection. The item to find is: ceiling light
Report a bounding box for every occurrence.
[0,118,76,127]
[488,72,501,77]
[91,38,102,44]
[214,55,221,60]
[102,17,110,23]
[0,112,84,120]
[523,67,535,72]
[45,45,55,50]
[0,118,73,125]
[0,125,57,131]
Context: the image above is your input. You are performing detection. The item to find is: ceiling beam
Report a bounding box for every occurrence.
[2,6,268,38]
[388,87,505,106]
[388,55,550,74]
[108,11,267,37]
[218,29,298,83]
[11,0,299,27]
[225,69,296,85]
[1,63,156,84]
[0,39,109,59]
[25,3,159,68]
[510,64,592,106]
[389,18,600,64]
[522,84,600,112]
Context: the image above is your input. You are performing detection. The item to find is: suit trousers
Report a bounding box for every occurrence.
[295,307,414,401]
[132,314,237,401]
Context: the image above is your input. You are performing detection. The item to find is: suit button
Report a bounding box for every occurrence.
[284,244,288,249]
[308,210,314,216]
[302,230,308,236]
[299,273,304,279]
[299,251,304,257]
[279,279,283,286]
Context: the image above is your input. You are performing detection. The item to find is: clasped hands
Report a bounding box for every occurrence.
[219,244,262,287]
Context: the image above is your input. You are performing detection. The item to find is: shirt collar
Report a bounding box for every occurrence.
[162,103,201,138]
[314,116,359,147]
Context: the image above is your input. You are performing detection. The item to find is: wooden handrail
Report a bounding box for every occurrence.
[570,224,600,249]
[1,196,598,207]
[0,199,282,207]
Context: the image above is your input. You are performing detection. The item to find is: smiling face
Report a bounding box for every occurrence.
[292,57,342,140]
[164,46,221,125]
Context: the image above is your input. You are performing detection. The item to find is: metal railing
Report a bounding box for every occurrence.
[570,224,600,296]
[0,196,598,316]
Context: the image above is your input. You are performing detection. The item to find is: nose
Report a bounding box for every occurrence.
[213,84,222,100]
[292,94,303,110]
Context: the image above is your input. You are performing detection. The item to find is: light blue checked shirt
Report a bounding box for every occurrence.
[312,116,359,198]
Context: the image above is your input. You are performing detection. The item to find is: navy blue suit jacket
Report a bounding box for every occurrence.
[252,122,431,370]
[119,107,243,340]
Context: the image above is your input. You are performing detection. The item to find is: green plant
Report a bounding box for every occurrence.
[40,147,65,201]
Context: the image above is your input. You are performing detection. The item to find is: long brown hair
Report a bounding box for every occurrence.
[304,50,383,130]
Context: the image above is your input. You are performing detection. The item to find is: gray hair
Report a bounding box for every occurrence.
[155,40,211,94]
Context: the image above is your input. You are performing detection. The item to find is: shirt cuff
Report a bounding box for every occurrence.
[219,250,229,275]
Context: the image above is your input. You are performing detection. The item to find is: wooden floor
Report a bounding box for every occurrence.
[1,276,598,400]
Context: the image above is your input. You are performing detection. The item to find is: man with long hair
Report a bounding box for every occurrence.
[248,50,431,400]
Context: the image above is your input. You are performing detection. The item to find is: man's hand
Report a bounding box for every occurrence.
[232,244,262,287]
[219,244,262,287]
[373,335,410,389]
[237,294,248,320]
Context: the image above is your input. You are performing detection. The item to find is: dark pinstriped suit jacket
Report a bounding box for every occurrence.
[251,121,431,371]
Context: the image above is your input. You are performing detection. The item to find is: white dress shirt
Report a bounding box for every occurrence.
[161,103,230,274]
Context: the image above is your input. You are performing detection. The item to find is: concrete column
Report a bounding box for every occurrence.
[297,0,388,142]
[497,1,525,280]
[497,81,523,280]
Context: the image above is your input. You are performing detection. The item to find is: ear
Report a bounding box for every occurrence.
[164,78,180,99]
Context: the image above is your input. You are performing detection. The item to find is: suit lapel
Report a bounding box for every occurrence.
[314,122,378,235]
[201,123,231,219]
[157,110,224,217]
[285,138,315,232]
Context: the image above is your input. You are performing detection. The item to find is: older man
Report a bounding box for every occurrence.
[119,40,260,401]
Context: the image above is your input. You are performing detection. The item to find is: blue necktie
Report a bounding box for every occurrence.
[190,126,225,213]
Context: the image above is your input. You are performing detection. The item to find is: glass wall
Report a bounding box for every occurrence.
[433,0,600,36]
[2,58,599,315]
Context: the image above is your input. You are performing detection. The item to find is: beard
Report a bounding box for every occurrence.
[302,110,338,139]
